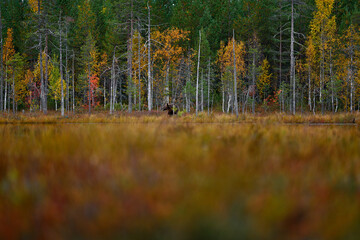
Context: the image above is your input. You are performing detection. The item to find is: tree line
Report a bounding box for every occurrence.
[0,0,359,115]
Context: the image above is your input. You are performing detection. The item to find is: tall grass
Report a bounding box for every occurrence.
[0,111,359,124]
[0,117,359,239]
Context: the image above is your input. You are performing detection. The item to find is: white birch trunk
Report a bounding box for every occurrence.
[128,0,134,113]
[12,69,15,114]
[233,30,239,117]
[110,51,115,114]
[38,0,45,113]
[222,84,225,113]
[104,75,106,109]
[147,2,152,111]
[308,64,311,111]
[290,0,296,115]
[59,12,65,117]
[201,69,203,112]
[207,58,210,116]
[72,52,75,112]
[227,94,232,113]
[0,7,3,111]
[66,24,69,113]
[196,30,201,116]
[165,66,169,103]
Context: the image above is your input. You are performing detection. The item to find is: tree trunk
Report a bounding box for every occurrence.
[308,64,312,111]
[116,65,120,106]
[0,7,4,111]
[72,52,75,112]
[88,62,91,115]
[207,58,210,116]
[128,0,134,113]
[201,69,203,112]
[66,24,69,113]
[30,80,32,112]
[313,85,316,114]
[165,65,170,103]
[221,72,225,113]
[59,12,64,117]
[320,20,325,114]
[110,50,115,114]
[227,94,232,113]
[134,79,137,108]
[103,75,106,109]
[330,48,334,112]
[44,33,49,113]
[43,3,49,113]
[196,30,201,116]
[252,51,256,114]
[138,25,141,111]
[38,0,45,113]
[147,2,152,111]
[278,0,282,114]
[186,56,191,113]
[290,0,296,115]
[350,41,354,113]
[233,30,239,117]
[335,94,338,112]
[4,68,7,111]
[12,68,15,114]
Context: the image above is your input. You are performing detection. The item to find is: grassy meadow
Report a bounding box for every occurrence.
[0,112,360,239]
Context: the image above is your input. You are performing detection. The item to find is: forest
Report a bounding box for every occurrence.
[0,0,359,115]
[1,1,360,239]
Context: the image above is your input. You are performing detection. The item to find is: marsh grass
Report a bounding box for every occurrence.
[0,114,360,239]
[0,111,358,124]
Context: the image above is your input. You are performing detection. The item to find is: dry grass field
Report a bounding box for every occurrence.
[0,112,360,239]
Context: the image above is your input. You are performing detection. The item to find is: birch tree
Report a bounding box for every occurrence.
[152,28,189,105]
[2,28,15,112]
[290,0,295,114]
[196,30,201,116]
[217,37,246,115]
[305,37,316,112]
[310,0,336,114]
[0,6,3,111]
[207,57,211,116]
[233,30,239,117]
[59,11,65,116]
[147,1,152,111]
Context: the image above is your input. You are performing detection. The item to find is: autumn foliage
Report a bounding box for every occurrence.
[0,115,360,239]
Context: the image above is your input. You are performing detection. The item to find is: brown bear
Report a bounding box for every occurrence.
[163,103,179,116]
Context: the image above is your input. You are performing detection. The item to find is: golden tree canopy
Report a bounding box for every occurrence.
[3,28,15,64]
[217,38,246,81]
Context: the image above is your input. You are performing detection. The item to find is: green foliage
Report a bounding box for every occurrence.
[49,56,66,101]
[0,0,359,113]
[105,102,124,111]
[184,79,196,98]
[73,0,96,50]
